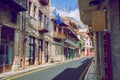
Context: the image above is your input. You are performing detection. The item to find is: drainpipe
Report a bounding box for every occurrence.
[20,11,26,69]
[19,12,24,68]
[22,12,26,69]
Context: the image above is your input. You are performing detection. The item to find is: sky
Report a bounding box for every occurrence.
[51,0,78,11]
[51,0,85,28]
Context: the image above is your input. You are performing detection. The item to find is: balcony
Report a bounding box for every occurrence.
[38,23,49,33]
[0,0,27,11]
[64,39,79,48]
[53,32,66,39]
[39,0,49,5]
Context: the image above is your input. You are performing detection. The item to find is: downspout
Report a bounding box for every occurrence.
[21,11,26,69]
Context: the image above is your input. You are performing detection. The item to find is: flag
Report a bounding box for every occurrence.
[52,9,62,25]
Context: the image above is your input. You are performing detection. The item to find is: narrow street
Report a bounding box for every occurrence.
[7,57,92,80]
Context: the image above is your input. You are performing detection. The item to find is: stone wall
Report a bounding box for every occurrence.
[108,0,120,79]
[0,4,20,29]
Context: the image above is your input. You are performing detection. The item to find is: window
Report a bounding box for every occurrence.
[28,1,32,15]
[44,15,46,24]
[10,12,17,23]
[54,25,56,31]
[38,10,42,22]
[58,27,61,33]
[118,0,120,26]
[38,39,42,64]
[29,36,35,65]
[38,39,42,48]
[0,44,13,65]
[46,18,49,26]
[38,10,42,27]
[33,5,36,17]
[0,45,5,65]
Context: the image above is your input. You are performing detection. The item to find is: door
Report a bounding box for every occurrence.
[29,37,35,65]
[0,41,13,73]
[45,41,48,62]
[38,39,42,64]
[0,26,14,73]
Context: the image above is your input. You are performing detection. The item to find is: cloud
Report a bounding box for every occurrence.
[51,7,85,29]
[58,9,86,28]
[58,9,80,21]
[51,7,80,21]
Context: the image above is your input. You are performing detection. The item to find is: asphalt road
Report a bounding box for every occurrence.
[8,57,92,80]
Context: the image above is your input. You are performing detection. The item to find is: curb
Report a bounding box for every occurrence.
[84,60,97,80]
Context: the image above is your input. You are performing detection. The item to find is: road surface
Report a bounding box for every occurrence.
[7,57,92,80]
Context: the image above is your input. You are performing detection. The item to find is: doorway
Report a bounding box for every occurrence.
[38,39,42,64]
[29,36,35,65]
[0,26,14,73]
[45,41,48,63]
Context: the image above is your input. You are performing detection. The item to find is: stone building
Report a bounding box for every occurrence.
[62,17,81,60]
[83,33,94,57]
[78,0,120,80]
[0,0,82,74]
[0,0,27,73]
[23,0,50,67]
[49,15,81,62]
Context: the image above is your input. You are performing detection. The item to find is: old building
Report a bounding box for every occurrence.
[78,0,120,80]
[49,11,82,62]
[63,17,81,60]
[23,0,50,67]
[0,0,82,74]
[0,0,27,73]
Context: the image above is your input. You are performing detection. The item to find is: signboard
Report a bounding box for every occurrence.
[91,10,106,32]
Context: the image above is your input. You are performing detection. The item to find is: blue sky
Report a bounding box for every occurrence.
[51,0,85,27]
[51,0,78,11]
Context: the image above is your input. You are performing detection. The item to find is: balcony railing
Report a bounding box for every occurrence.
[53,32,66,39]
[0,0,27,11]
[64,39,79,48]
[38,23,49,33]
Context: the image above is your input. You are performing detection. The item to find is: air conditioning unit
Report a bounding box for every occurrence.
[40,0,49,5]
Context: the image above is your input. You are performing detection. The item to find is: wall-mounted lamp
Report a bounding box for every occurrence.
[104,29,108,32]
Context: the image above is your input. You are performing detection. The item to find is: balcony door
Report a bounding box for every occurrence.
[0,26,14,73]
[29,36,35,65]
[45,41,48,63]
[38,39,42,65]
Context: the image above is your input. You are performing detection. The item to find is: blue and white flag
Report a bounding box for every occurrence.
[52,9,62,25]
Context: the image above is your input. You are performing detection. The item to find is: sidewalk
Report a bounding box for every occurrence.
[84,60,98,80]
[0,62,62,80]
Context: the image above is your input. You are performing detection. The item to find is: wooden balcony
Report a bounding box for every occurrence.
[64,39,79,48]
[53,32,66,39]
[0,0,27,11]
[38,24,49,33]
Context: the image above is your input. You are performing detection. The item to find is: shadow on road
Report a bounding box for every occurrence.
[52,59,92,80]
